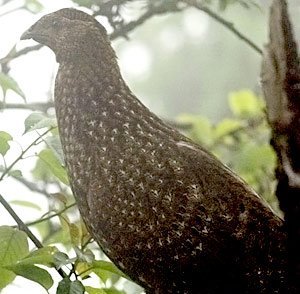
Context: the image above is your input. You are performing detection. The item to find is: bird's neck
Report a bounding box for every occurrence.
[55,56,126,106]
[54,59,182,148]
[59,51,122,86]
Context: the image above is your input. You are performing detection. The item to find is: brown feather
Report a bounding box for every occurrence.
[22,8,288,293]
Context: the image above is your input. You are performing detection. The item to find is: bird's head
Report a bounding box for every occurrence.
[21,8,111,63]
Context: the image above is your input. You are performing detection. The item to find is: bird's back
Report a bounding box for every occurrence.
[54,59,287,293]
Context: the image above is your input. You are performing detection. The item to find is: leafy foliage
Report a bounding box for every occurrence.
[178,90,278,211]
[214,0,260,10]
[0,111,136,292]
[0,72,25,101]
[0,131,12,156]
[0,226,27,268]
[71,0,260,31]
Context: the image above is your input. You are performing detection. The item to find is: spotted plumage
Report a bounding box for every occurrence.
[22,8,288,293]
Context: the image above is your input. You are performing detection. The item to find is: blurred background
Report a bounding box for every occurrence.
[0,0,300,293]
[0,0,299,121]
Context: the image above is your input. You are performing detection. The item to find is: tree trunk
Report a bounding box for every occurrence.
[261,0,300,292]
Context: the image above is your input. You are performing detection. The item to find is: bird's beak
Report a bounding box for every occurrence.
[20,27,34,40]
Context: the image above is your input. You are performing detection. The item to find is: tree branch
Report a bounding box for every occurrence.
[0,193,68,279]
[25,202,76,227]
[0,128,72,279]
[109,1,181,40]
[261,0,300,291]
[0,193,43,248]
[1,1,181,66]
[0,44,42,65]
[0,5,25,18]
[0,101,54,112]
[10,174,51,197]
[182,0,263,55]
[0,0,261,67]
[0,128,51,182]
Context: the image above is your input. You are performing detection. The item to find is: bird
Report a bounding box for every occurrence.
[21,8,288,294]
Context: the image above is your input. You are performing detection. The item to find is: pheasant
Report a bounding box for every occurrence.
[21,8,288,293]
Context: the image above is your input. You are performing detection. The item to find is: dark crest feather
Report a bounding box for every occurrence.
[55,8,107,34]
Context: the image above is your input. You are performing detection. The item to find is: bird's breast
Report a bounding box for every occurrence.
[54,66,196,225]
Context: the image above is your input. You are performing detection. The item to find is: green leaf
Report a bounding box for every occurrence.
[102,289,126,294]
[7,264,53,290]
[218,0,232,10]
[0,72,25,100]
[19,246,58,267]
[31,156,54,182]
[229,90,263,117]
[238,0,261,10]
[76,261,91,279]
[85,287,107,294]
[43,228,69,247]
[8,169,23,178]
[0,268,16,289]
[236,143,276,173]
[72,0,94,8]
[0,131,12,156]
[24,113,45,133]
[25,0,44,13]
[45,135,64,165]
[214,119,242,139]
[10,200,41,211]
[0,226,29,267]
[177,114,213,145]
[38,149,69,185]
[217,0,260,10]
[0,226,29,289]
[91,261,128,280]
[69,223,81,246]
[57,278,85,294]
[51,192,69,205]
[24,112,57,134]
[75,248,94,264]
[53,252,71,268]
[92,267,111,284]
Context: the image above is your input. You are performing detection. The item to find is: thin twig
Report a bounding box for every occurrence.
[0,101,54,112]
[110,10,154,40]
[0,127,69,278]
[9,175,51,197]
[26,202,76,227]
[0,5,25,18]
[0,193,43,248]
[0,1,261,65]
[81,236,93,251]
[110,3,180,40]
[0,10,156,65]
[182,0,263,55]
[0,2,179,65]
[0,44,42,65]
[0,193,68,278]
[0,128,51,182]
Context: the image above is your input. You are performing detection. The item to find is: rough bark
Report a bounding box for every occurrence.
[261,0,300,292]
